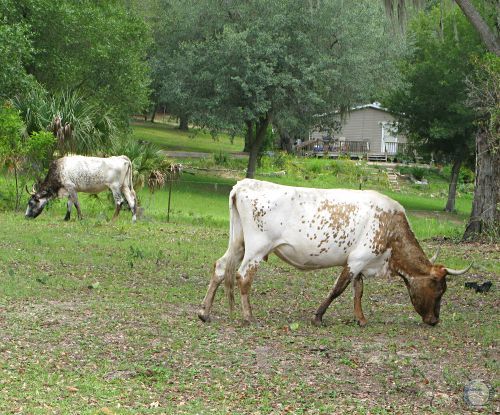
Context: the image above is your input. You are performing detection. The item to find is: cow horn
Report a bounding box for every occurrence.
[445,263,473,275]
[429,246,441,264]
[25,184,36,196]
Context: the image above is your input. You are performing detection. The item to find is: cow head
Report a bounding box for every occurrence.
[25,185,52,219]
[400,263,472,326]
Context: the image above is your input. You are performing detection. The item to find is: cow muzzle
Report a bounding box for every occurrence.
[423,315,440,326]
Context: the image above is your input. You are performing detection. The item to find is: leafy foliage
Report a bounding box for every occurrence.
[466,53,500,152]
[0,103,25,163]
[0,0,151,123]
[12,86,117,155]
[151,0,406,176]
[0,1,34,98]
[109,135,167,189]
[385,6,484,162]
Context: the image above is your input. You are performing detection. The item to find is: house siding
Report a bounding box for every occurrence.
[311,107,406,154]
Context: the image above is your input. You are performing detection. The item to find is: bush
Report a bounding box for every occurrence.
[441,164,475,184]
[306,159,324,175]
[214,151,229,166]
[398,166,427,181]
[109,135,167,189]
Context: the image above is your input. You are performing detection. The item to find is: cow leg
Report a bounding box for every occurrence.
[122,186,137,222]
[64,199,73,221]
[312,266,354,326]
[68,190,83,220]
[353,275,367,327]
[236,254,266,324]
[110,187,124,221]
[198,246,244,323]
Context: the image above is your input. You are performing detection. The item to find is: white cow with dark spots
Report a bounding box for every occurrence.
[25,155,137,222]
[198,179,471,326]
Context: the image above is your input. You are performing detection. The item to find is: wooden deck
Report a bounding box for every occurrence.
[295,139,410,161]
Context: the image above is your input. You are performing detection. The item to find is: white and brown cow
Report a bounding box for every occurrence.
[198,179,471,326]
[25,155,137,222]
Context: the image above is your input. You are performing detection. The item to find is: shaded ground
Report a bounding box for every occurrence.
[0,214,497,414]
[162,150,248,159]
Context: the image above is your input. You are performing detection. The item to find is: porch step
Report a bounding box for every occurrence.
[368,153,388,162]
[386,168,401,192]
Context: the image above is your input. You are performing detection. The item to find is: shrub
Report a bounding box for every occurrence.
[214,151,229,166]
[398,166,427,181]
[306,159,324,175]
[441,164,475,184]
[109,135,167,189]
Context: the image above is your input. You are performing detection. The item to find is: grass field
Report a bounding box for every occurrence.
[0,175,498,414]
[0,123,497,414]
[132,121,245,154]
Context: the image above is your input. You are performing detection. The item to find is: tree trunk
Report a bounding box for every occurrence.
[279,131,293,153]
[244,120,253,152]
[179,114,189,131]
[150,103,159,123]
[14,161,20,211]
[454,0,500,56]
[445,158,462,212]
[246,115,271,179]
[463,128,500,239]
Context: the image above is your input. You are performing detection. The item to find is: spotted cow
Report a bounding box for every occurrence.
[198,179,471,326]
[25,155,137,222]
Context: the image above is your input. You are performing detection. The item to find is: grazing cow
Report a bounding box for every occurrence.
[198,179,471,326]
[25,155,137,222]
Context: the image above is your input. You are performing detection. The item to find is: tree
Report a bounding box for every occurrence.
[454,0,499,56]
[383,0,500,237]
[1,0,151,124]
[12,85,117,158]
[384,0,500,239]
[385,7,483,212]
[463,54,500,238]
[0,0,34,98]
[0,103,55,209]
[0,103,25,209]
[163,0,405,177]
[148,0,227,129]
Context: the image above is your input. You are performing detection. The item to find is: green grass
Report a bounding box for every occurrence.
[0,205,497,414]
[131,120,245,154]
[0,125,495,413]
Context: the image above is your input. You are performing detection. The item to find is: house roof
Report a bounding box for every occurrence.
[351,102,390,112]
[314,102,392,118]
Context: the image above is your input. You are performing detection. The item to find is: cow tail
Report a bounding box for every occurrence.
[224,190,243,315]
[123,156,137,207]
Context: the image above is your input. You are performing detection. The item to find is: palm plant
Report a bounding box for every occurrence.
[108,137,173,190]
[12,85,117,156]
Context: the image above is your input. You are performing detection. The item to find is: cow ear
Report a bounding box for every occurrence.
[431,265,447,279]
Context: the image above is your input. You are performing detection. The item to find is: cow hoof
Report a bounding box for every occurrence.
[197,311,211,323]
[311,317,323,327]
[64,216,70,221]
[357,319,367,327]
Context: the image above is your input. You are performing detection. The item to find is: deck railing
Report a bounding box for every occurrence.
[296,140,415,160]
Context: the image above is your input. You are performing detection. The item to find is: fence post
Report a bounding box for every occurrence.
[167,177,173,222]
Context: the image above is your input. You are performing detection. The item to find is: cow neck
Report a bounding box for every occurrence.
[40,160,63,197]
[389,212,432,279]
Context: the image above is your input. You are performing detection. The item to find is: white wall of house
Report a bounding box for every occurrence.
[311,104,406,154]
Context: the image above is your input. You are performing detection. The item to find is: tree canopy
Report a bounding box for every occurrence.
[386,6,483,159]
[151,0,406,176]
[0,0,151,123]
